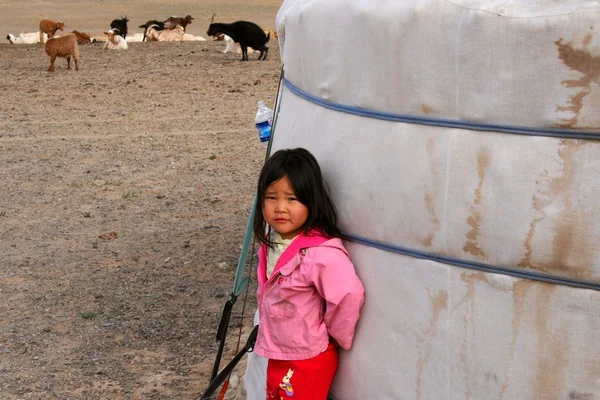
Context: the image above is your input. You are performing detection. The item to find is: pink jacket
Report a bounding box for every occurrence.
[254,231,365,360]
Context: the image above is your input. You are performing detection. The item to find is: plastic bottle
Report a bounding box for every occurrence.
[255,100,273,148]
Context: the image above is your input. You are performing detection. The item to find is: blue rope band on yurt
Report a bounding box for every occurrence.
[281,76,600,140]
[280,76,600,291]
[346,233,600,292]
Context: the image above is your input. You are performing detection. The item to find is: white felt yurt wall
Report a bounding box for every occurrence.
[268,0,600,399]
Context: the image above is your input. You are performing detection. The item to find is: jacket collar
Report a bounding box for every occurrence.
[258,230,330,283]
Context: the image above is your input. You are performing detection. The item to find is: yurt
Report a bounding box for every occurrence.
[229,1,600,399]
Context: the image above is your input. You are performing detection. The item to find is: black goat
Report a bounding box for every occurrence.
[110,16,129,39]
[207,21,269,61]
[139,19,165,42]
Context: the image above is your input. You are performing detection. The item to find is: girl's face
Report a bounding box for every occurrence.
[262,175,309,240]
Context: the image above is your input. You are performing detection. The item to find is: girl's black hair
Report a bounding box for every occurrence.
[253,148,347,247]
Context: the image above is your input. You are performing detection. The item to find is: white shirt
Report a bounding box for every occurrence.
[266,232,297,279]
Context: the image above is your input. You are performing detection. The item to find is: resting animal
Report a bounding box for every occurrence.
[182,33,206,42]
[164,15,194,31]
[110,16,129,39]
[6,32,48,44]
[125,33,144,43]
[45,33,79,72]
[221,28,274,54]
[207,20,269,61]
[222,34,256,54]
[39,19,65,43]
[103,29,128,49]
[70,30,96,44]
[145,25,184,42]
[139,19,165,42]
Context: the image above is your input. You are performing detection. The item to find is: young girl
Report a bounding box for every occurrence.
[252,148,365,400]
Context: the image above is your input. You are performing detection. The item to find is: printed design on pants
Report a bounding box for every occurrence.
[279,368,295,397]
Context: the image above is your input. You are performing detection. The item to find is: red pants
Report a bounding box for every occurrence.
[266,343,338,400]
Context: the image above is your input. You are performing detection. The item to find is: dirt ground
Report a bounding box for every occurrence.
[0,1,283,398]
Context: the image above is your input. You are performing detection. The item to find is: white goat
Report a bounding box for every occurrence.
[103,29,128,49]
[6,32,48,44]
[125,33,144,42]
[182,33,206,41]
[222,34,256,54]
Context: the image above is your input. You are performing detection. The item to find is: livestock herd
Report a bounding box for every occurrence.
[5,14,278,72]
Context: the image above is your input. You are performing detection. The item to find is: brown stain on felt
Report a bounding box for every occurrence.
[499,283,566,398]
[455,272,488,399]
[498,280,535,399]
[533,285,567,397]
[555,34,600,128]
[415,289,448,400]
[463,149,491,258]
[519,140,593,279]
[422,104,434,114]
[422,138,440,247]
